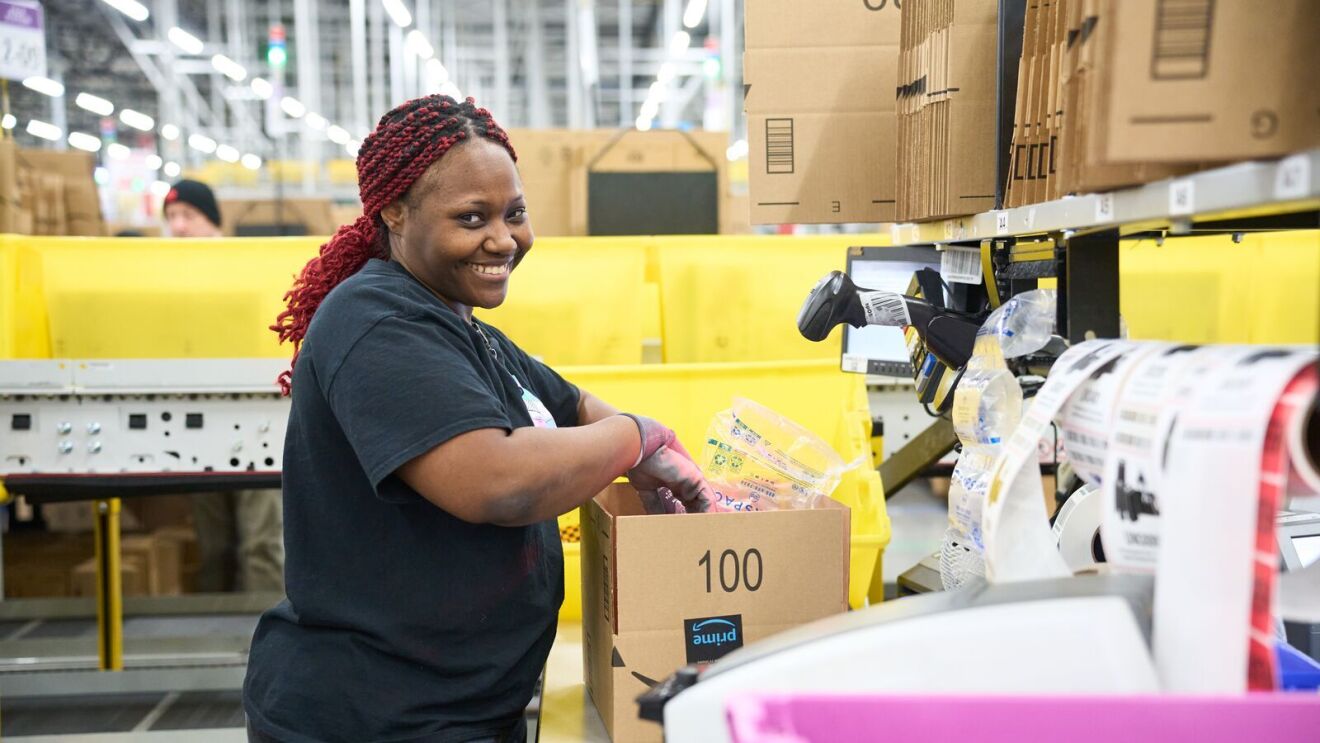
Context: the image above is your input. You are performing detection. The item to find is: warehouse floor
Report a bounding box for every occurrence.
[0,483,946,740]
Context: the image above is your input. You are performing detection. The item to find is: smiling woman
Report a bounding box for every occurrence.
[242,94,713,743]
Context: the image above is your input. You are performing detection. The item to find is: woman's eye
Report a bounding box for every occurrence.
[458,213,483,225]
[509,207,527,220]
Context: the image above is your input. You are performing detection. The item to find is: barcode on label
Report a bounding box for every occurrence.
[941,247,983,285]
[859,291,911,327]
[995,211,1010,235]
[1169,179,1195,215]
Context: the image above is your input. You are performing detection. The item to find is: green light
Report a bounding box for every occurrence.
[267,45,286,67]
[703,57,721,80]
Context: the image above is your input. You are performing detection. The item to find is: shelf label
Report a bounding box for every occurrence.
[1274,155,1311,200]
[842,354,868,374]
[995,211,1010,235]
[0,1,46,82]
[1169,179,1195,216]
[942,247,983,285]
[1095,193,1114,223]
[1026,208,1038,230]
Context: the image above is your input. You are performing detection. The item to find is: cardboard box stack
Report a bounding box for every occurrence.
[1009,0,1319,204]
[742,0,900,225]
[13,148,106,236]
[510,128,732,236]
[581,484,849,742]
[895,0,1001,222]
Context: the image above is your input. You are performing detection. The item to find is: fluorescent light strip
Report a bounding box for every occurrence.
[26,120,62,141]
[188,133,217,154]
[280,96,306,118]
[75,92,114,116]
[381,0,412,28]
[101,0,149,22]
[250,77,274,100]
[682,0,708,29]
[107,143,131,160]
[22,76,64,97]
[215,144,240,163]
[405,29,434,59]
[241,153,262,170]
[326,125,351,145]
[68,132,103,152]
[211,54,247,82]
[119,108,155,131]
[167,26,204,56]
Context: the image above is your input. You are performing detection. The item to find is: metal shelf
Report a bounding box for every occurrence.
[889,149,1320,246]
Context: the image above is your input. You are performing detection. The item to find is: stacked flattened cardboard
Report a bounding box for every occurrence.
[1009,0,1320,205]
[0,143,106,236]
[743,0,901,225]
[895,0,1000,222]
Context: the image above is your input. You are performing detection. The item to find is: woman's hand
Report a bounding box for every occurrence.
[627,439,713,514]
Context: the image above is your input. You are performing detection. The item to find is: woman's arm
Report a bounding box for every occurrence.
[577,387,621,425]
[397,415,641,528]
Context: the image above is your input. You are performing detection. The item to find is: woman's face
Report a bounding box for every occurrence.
[382,138,532,317]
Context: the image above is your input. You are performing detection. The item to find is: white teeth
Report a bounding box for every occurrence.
[469,263,509,276]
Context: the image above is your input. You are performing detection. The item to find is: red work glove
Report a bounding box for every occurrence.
[621,413,678,467]
[628,443,714,515]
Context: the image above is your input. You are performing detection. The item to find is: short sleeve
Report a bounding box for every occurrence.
[494,331,581,428]
[321,315,512,492]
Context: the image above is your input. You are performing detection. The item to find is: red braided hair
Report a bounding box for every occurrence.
[271,95,516,394]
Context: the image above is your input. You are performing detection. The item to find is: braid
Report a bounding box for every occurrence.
[271,95,516,394]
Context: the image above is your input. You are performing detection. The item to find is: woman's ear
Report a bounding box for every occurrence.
[380,200,407,235]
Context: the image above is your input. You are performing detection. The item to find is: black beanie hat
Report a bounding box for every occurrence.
[164,179,222,228]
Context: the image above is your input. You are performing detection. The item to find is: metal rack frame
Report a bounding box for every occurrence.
[876,149,1320,495]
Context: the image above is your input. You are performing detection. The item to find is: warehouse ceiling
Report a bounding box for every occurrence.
[9,0,737,165]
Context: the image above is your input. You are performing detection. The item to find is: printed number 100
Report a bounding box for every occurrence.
[699,549,763,593]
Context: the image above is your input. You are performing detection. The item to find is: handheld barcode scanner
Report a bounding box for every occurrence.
[797,270,981,370]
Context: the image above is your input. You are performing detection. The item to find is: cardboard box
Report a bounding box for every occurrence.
[220,197,338,237]
[508,128,731,237]
[573,130,728,236]
[73,553,148,598]
[1055,0,1203,195]
[896,0,1000,222]
[16,149,105,236]
[743,0,900,225]
[582,484,849,742]
[1103,0,1320,163]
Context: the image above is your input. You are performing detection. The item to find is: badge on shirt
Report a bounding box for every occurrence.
[518,382,557,429]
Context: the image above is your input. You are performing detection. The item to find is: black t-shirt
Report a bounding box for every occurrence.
[243,259,580,743]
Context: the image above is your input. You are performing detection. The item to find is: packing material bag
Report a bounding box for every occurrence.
[701,397,852,512]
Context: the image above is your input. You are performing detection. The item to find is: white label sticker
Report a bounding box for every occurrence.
[1169,179,1195,216]
[1274,154,1311,200]
[1026,208,1038,230]
[1095,193,1115,223]
[941,247,983,285]
[943,221,955,240]
[857,290,911,327]
[841,354,868,373]
[995,211,1010,235]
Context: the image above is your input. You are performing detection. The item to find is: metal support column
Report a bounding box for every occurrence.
[369,0,387,130]
[719,0,738,139]
[1059,229,1122,343]
[526,0,550,127]
[389,23,405,112]
[661,0,682,126]
[493,0,511,119]
[564,0,583,128]
[618,0,633,127]
[93,498,123,671]
[294,0,321,194]
[207,0,225,136]
[350,0,369,135]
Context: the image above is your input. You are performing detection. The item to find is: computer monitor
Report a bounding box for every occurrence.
[842,246,944,377]
[1279,510,1320,571]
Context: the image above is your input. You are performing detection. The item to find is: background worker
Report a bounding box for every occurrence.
[164,179,285,594]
